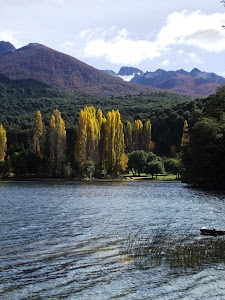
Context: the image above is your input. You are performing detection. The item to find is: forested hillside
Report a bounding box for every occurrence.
[0,72,220,180]
[0,74,202,155]
[0,43,157,96]
[182,85,225,188]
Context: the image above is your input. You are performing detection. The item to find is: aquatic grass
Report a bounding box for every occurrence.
[121,227,225,269]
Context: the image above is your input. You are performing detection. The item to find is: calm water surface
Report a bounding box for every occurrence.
[1,180,225,299]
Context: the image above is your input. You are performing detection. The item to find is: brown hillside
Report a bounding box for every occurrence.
[153,73,223,98]
[0,43,157,96]
[131,68,225,98]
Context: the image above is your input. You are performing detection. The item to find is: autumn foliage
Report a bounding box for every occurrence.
[0,124,7,161]
[76,106,128,176]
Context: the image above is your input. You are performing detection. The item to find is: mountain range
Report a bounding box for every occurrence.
[0,41,224,99]
[0,42,156,97]
[102,67,225,98]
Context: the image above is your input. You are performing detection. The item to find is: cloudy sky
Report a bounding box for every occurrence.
[1,0,225,75]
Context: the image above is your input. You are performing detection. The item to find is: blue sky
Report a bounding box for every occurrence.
[1,0,225,75]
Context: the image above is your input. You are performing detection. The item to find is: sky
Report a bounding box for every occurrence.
[1,0,225,75]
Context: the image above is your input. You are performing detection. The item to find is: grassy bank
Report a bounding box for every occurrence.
[123,172,179,181]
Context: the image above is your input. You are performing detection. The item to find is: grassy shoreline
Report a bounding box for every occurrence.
[0,174,180,182]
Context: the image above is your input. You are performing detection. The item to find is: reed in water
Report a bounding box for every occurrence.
[121,226,225,269]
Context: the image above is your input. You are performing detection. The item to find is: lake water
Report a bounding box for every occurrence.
[1,180,225,299]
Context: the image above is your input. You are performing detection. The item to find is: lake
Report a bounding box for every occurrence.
[1,180,225,299]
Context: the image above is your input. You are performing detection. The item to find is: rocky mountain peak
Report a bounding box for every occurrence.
[0,41,16,55]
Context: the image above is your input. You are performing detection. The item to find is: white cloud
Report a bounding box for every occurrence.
[188,52,203,64]
[84,37,160,65]
[44,0,64,4]
[218,71,225,77]
[60,41,75,48]
[0,31,16,45]
[157,10,225,52]
[81,10,225,65]
[161,59,170,67]
[82,28,162,65]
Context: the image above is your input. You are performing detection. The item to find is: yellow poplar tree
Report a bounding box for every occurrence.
[105,109,128,175]
[0,124,7,162]
[144,120,151,152]
[49,114,56,170]
[33,110,43,156]
[75,109,87,161]
[97,108,103,128]
[134,119,143,150]
[75,106,100,166]
[181,120,190,148]
[49,109,66,175]
[98,116,107,172]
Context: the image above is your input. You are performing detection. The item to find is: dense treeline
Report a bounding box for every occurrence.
[182,86,225,188]
[0,74,203,155]
[0,104,187,178]
[2,74,223,185]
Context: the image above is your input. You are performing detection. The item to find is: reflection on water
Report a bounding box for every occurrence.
[1,181,225,299]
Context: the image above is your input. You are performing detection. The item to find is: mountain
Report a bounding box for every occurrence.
[101,69,117,76]
[0,43,157,97]
[0,41,16,55]
[117,66,144,81]
[103,66,225,98]
[131,68,225,98]
[102,66,144,82]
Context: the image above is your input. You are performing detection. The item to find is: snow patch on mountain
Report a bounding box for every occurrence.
[118,72,142,82]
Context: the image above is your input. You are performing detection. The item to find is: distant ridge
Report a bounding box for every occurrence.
[102,66,225,98]
[0,43,157,97]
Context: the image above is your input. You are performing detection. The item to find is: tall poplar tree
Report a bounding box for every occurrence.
[98,116,107,173]
[125,121,133,153]
[48,109,66,176]
[33,110,43,156]
[0,124,7,162]
[181,120,190,148]
[134,119,143,150]
[75,106,100,166]
[105,109,128,175]
[144,120,152,152]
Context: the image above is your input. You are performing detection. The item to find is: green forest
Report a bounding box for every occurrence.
[0,74,224,187]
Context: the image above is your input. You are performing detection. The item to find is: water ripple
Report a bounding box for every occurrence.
[1,181,225,299]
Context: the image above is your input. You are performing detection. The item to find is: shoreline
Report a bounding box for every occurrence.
[0,176,180,182]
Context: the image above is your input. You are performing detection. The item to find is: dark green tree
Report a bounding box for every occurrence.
[182,87,225,187]
[0,161,9,177]
[128,150,147,176]
[145,160,164,178]
[164,158,182,177]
